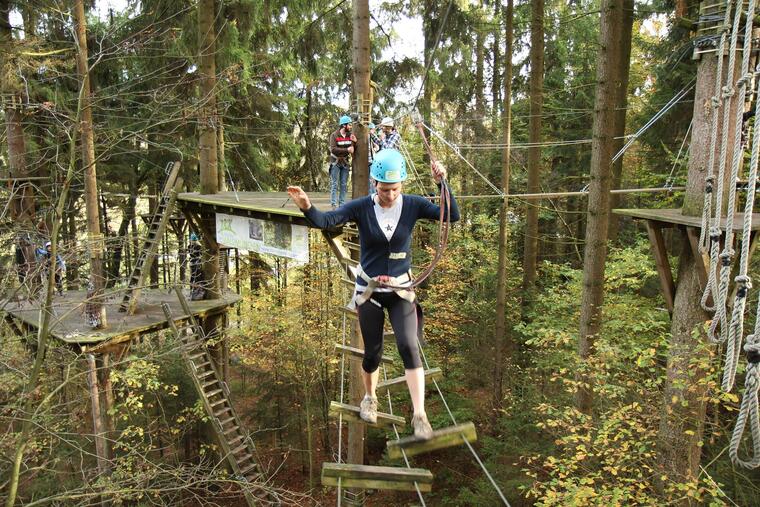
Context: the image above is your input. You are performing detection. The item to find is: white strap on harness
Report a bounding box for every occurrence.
[353,265,415,306]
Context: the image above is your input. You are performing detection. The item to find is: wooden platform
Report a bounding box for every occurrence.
[613,208,760,231]
[613,208,759,316]
[328,401,406,428]
[1,289,240,349]
[178,191,335,227]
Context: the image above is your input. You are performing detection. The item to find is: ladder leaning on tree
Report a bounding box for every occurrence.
[161,286,277,506]
[120,161,183,315]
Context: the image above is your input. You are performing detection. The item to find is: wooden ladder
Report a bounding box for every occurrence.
[120,161,183,315]
[161,287,272,506]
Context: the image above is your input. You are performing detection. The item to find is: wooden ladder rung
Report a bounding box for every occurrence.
[202,379,219,389]
[205,388,223,398]
[334,344,393,364]
[198,370,215,379]
[219,416,236,426]
[231,442,248,455]
[328,401,405,428]
[378,368,442,393]
[223,424,241,436]
[340,306,358,319]
[386,422,477,459]
[321,462,432,492]
[210,398,227,408]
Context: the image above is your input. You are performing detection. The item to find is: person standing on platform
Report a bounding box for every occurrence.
[328,115,357,208]
[188,232,204,300]
[368,122,382,195]
[286,149,460,439]
[36,241,65,295]
[379,116,401,150]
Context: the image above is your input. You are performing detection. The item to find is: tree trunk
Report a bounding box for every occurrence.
[575,0,624,415]
[607,0,634,242]
[346,2,371,503]
[656,44,732,497]
[199,0,218,196]
[2,1,36,278]
[522,0,544,297]
[491,0,501,124]
[493,0,514,409]
[74,0,107,329]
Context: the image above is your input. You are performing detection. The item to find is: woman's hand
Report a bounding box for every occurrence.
[431,160,447,183]
[287,186,311,210]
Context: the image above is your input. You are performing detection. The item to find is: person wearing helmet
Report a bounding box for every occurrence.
[379,116,401,150]
[287,149,459,440]
[328,115,357,207]
[367,122,382,195]
[36,240,66,295]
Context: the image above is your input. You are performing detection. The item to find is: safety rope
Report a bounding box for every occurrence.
[699,1,733,258]
[416,342,511,505]
[336,306,348,506]
[372,121,452,293]
[724,62,760,393]
[730,330,760,469]
[711,0,755,363]
[706,0,744,341]
[380,365,427,505]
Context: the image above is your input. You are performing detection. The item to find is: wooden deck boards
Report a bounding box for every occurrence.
[178,191,335,226]
[1,289,239,348]
[613,208,760,230]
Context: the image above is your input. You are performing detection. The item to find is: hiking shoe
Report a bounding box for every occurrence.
[359,396,378,424]
[412,413,433,440]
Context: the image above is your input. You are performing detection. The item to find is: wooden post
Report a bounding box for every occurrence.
[87,354,110,475]
[74,0,107,329]
[347,1,371,504]
[646,220,676,315]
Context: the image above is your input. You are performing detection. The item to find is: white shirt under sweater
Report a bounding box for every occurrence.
[354,194,409,294]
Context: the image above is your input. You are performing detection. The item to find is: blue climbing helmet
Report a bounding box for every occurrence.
[370,149,407,183]
[339,115,352,126]
[189,232,199,241]
[368,122,376,129]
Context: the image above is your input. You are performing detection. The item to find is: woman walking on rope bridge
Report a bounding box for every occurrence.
[287,149,459,439]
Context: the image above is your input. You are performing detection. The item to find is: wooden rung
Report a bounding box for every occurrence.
[231,442,248,455]
[228,434,245,446]
[321,463,433,492]
[210,398,227,408]
[189,352,206,361]
[334,344,393,364]
[384,331,395,340]
[328,401,405,428]
[340,306,357,319]
[378,368,442,393]
[386,422,477,459]
[219,416,235,426]
[195,361,212,369]
[205,388,223,398]
[223,424,241,435]
[202,379,219,389]
[240,462,259,475]
[198,370,215,379]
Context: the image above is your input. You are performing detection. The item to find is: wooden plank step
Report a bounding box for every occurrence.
[328,401,405,428]
[228,434,245,446]
[334,344,393,364]
[341,306,357,319]
[219,416,236,426]
[202,379,219,389]
[195,361,212,370]
[386,422,477,459]
[198,370,215,379]
[240,462,259,475]
[231,442,248,455]
[321,463,432,492]
[214,406,232,417]
[205,388,223,398]
[378,368,442,393]
[189,352,206,361]
[210,398,227,408]
[223,424,241,436]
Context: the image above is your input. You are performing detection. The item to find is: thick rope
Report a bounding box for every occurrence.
[699,0,734,257]
[416,343,511,506]
[724,63,760,391]
[729,331,760,468]
[708,0,748,344]
[715,0,757,386]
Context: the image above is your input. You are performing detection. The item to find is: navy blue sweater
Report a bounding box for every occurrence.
[302,190,459,282]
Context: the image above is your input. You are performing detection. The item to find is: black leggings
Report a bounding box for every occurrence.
[357,291,423,373]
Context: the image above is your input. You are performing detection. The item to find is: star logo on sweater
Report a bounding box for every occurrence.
[385,224,394,232]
